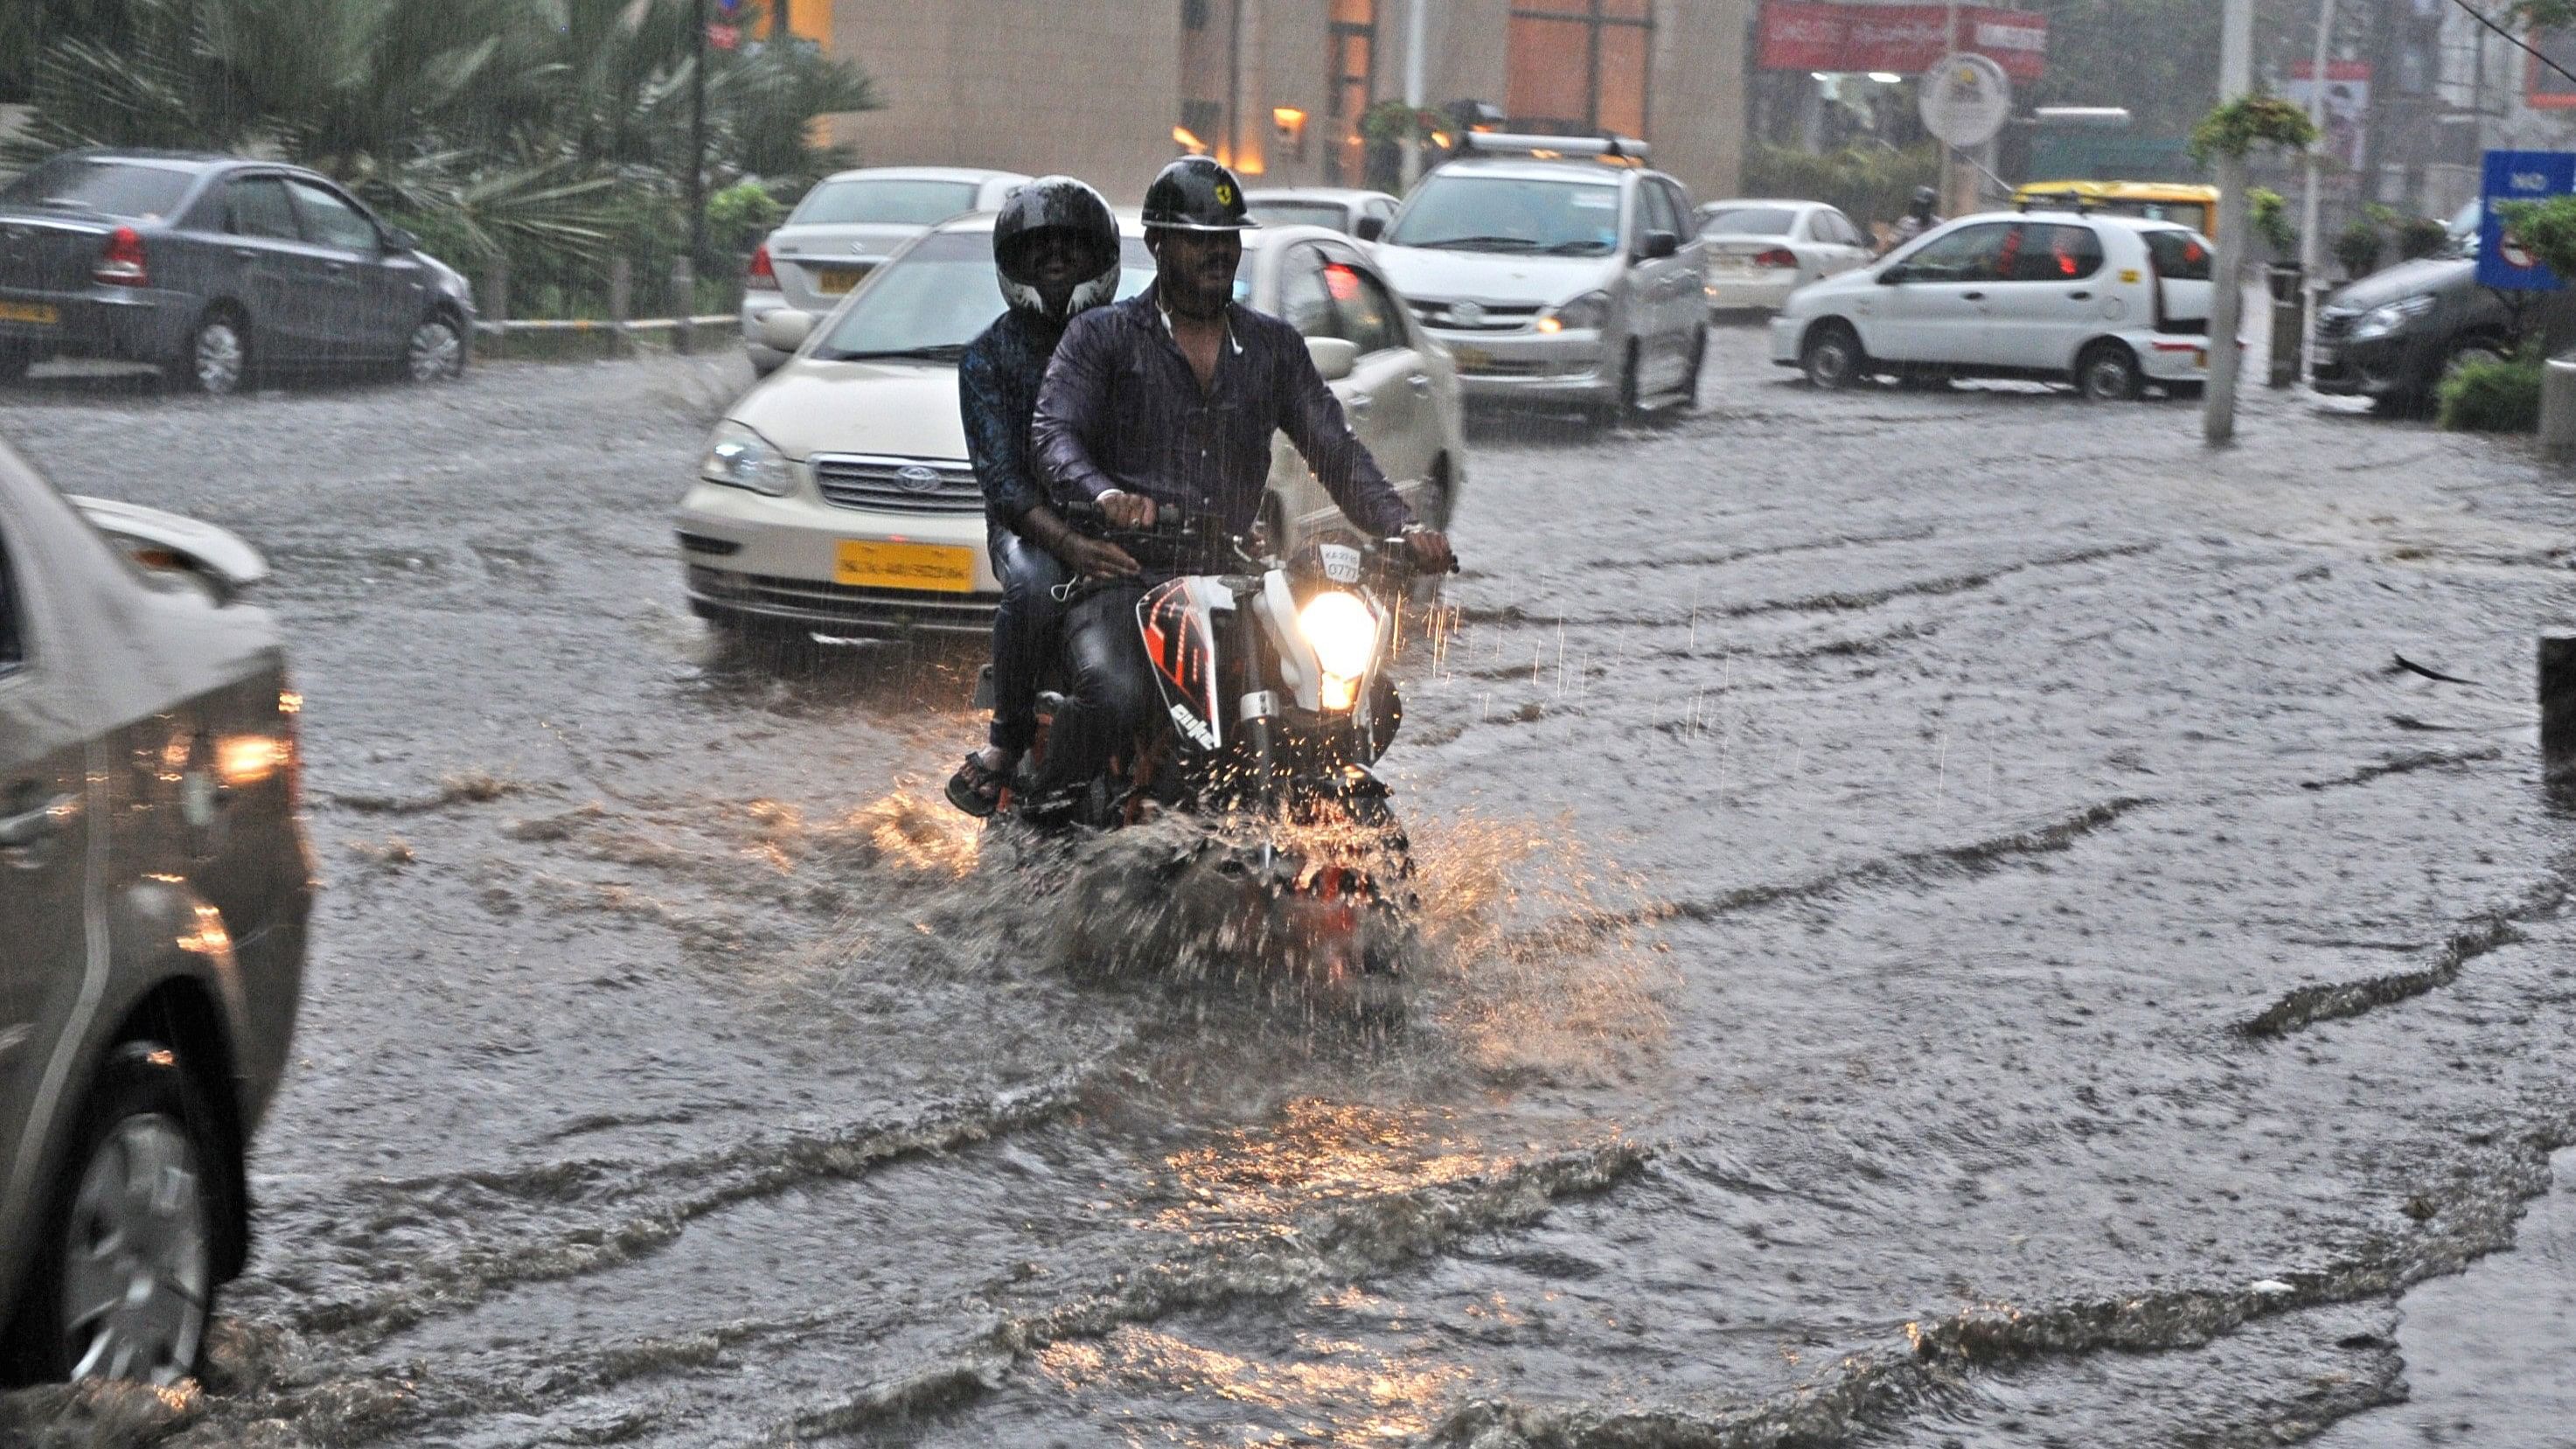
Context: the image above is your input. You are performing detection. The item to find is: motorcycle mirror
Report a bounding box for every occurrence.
[1306,335,1359,382]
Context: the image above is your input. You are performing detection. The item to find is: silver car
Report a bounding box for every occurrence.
[0,439,310,1385]
[1368,136,1706,424]
[740,166,1030,374]
[1244,187,1400,241]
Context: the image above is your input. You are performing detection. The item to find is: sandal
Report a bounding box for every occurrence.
[944,751,1012,819]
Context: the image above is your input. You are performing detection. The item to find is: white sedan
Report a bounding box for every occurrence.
[1769,211,2219,401]
[1696,199,1875,314]
[678,214,1468,645]
[739,166,1029,375]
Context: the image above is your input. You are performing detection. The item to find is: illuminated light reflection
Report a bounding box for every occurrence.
[176,902,230,957]
[1035,1324,1467,1439]
[215,734,287,788]
[1149,1100,1490,1235]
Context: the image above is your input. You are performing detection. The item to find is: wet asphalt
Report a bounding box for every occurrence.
[3,324,2576,1446]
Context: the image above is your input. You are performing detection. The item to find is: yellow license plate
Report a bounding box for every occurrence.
[814,267,865,295]
[1451,345,1492,369]
[0,301,58,326]
[834,540,976,593]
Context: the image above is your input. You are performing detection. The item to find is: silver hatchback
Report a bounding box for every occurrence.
[740,167,1030,374]
[0,439,310,1387]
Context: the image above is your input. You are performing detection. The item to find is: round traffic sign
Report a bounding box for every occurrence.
[1919,53,2012,149]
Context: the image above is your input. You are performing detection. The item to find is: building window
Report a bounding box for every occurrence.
[1507,0,1652,138]
[1326,0,1377,183]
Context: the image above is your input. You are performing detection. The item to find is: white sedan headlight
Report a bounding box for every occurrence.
[2348,295,2435,341]
[1537,290,1612,334]
[1297,589,1379,710]
[700,419,795,496]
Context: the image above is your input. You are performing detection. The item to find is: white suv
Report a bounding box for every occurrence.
[1370,136,1706,423]
[1769,211,2218,400]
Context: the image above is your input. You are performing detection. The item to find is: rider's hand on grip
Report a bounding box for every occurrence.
[1403,528,1457,576]
[1062,534,1140,580]
[1097,490,1158,531]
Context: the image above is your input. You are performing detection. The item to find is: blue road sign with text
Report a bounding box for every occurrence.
[2480,149,2576,291]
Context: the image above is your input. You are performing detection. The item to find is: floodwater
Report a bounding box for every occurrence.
[3,324,2576,1446]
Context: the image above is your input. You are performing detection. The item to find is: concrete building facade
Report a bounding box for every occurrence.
[821,0,1750,205]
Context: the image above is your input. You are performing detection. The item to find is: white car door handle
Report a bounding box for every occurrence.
[1409,373,1433,395]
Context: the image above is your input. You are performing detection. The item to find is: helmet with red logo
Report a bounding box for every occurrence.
[1140,156,1257,233]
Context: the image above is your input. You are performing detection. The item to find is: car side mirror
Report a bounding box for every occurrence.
[1640,229,1680,261]
[1878,265,1911,284]
[71,495,270,604]
[383,226,421,253]
[759,308,817,354]
[1306,335,1359,382]
[1354,214,1386,242]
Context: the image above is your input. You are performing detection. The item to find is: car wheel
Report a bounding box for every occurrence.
[2076,340,2142,401]
[1676,326,1706,409]
[404,313,466,382]
[173,313,248,397]
[4,1041,227,1386]
[1800,321,1865,390]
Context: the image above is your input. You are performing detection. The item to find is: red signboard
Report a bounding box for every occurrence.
[1758,2,2048,82]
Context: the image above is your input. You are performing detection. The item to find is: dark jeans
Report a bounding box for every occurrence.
[1030,579,1160,801]
[986,526,1070,755]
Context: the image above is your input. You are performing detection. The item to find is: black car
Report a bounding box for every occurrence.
[2312,202,2576,413]
[0,150,477,395]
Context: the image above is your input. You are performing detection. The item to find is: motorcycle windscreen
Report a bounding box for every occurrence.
[1137,576,1226,753]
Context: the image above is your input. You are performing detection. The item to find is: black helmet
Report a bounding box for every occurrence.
[993,176,1122,324]
[1141,156,1257,233]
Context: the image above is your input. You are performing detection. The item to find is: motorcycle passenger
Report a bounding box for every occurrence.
[945,176,1138,818]
[1886,185,1941,253]
[1024,156,1454,816]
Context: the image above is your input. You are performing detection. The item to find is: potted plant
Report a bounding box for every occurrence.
[2333,219,2384,282]
[2249,187,2301,299]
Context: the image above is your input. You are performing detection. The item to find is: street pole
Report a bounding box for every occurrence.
[2297,0,2334,388]
[1942,0,1965,217]
[1401,0,1428,192]
[2204,0,2254,446]
[679,0,708,353]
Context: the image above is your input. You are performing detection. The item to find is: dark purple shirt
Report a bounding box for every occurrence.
[1031,285,1415,552]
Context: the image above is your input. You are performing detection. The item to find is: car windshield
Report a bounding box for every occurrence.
[1250,201,1352,232]
[812,231,1159,360]
[790,178,984,227]
[0,157,195,220]
[1385,175,1621,255]
[1699,206,1796,236]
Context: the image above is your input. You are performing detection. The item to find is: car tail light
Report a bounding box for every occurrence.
[1752,247,1798,269]
[94,226,148,287]
[745,242,778,290]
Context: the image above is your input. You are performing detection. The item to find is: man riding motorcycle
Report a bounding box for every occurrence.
[945,177,1134,817]
[1885,185,1941,253]
[1024,156,1453,817]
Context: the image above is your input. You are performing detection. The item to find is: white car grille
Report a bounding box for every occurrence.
[1407,299,1543,332]
[811,454,982,514]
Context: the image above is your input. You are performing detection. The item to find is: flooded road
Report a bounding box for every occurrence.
[5,325,2576,1446]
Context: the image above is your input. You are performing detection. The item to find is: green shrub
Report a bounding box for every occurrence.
[2437,352,2544,433]
[708,180,786,256]
[2334,219,2384,278]
[2496,195,2576,278]
[2248,187,2298,261]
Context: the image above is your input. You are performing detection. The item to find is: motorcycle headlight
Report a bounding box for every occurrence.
[1297,589,1379,706]
[2349,295,2435,341]
[1537,289,1612,334]
[700,419,795,496]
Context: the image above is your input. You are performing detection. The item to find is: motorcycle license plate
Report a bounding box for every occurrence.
[834,540,976,592]
[814,267,866,295]
[0,301,58,326]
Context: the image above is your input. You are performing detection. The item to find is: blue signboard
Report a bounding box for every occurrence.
[2480,149,2576,291]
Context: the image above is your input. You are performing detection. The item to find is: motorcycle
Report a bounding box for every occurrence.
[990,504,1448,1020]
